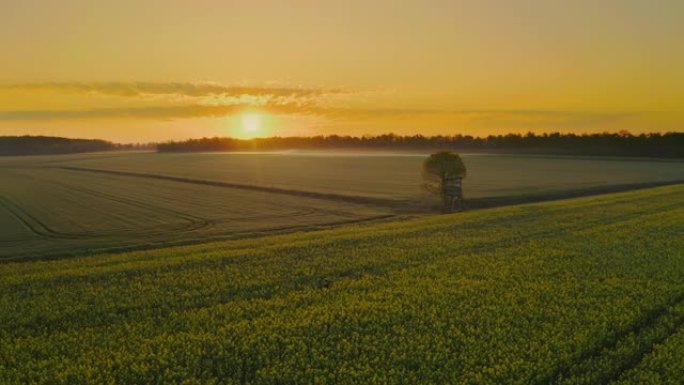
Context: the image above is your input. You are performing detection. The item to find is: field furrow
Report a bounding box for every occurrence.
[610,325,684,384]
[0,165,394,260]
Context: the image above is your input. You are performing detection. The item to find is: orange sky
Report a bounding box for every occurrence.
[1,0,682,142]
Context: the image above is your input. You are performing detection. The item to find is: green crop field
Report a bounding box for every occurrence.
[0,185,682,384]
[1,151,681,260]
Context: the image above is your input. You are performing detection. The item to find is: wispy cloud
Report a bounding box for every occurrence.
[0,103,636,130]
[0,81,638,128]
[0,82,348,99]
[311,107,637,128]
[442,109,637,128]
[0,100,337,121]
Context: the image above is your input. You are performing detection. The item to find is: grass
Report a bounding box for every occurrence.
[1,185,682,384]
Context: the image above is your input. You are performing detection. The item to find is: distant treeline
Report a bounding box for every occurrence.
[158,132,684,158]
[3,132,683,158]
[0,136,151,156]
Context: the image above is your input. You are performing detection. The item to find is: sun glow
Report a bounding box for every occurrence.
[232,111,276,139]
[241,113,262,134]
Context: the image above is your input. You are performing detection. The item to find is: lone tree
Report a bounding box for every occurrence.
[422,151,467,212]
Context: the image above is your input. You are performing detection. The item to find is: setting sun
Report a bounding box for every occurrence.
[241,113,262,134]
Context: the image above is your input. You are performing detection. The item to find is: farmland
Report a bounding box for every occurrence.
[40,151,684,199]
[0,151,682,260]
[0,166,391,261]
[0,185,682,384]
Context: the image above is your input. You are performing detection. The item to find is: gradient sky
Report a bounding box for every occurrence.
[1,0,682,142]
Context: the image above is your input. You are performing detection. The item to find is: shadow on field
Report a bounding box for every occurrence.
[462,180,684,211]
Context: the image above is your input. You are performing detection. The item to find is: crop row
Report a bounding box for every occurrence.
[612,325,684,384]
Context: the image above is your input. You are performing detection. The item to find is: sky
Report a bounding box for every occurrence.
[0,0,682,142]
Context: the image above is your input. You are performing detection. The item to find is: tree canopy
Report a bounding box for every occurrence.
[422,151,466,197]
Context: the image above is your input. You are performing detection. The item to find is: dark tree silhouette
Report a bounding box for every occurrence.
[156,132,684,158]
[422,152,467,212]
[0,136,116,156]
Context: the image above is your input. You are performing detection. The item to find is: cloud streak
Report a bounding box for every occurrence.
[0,81,638,128]
[311,107,637,128]
[0,103,636,129]
[0,82,349,99]
[0,104,295,121]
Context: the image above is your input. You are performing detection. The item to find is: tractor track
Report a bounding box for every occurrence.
[538,293,684,385]
[1,170,214,239]
[0,195,84,240]
[44,177,342,235]
[0,166,387,260]
[0,213,400,263]
[56,166,402,209]
[8,167,216,236]
[46,167,388,232]
[52,182,215,235]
